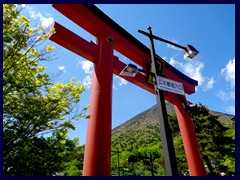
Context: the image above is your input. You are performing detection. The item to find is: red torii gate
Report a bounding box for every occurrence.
[50,4,206,176]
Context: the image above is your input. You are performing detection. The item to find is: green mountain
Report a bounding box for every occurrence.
[112,102,234,135]
[58,103,234,176]
[111,102,235,176]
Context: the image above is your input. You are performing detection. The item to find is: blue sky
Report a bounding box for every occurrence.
[19,4,235,145]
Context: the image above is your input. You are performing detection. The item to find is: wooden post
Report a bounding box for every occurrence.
[83,33,114,176]
[174,103,206,176]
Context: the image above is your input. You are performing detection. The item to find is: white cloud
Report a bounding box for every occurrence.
[77,60,93,89]
[41,16,54,28]
[26,6,54,28]
[185,62,204,86]
[225,105,235,115]
[162,56,167,61]
[58,65,66,73]
[216,57,235,103]
[169,57,176,66]
[116,76,128,87]
[78,60,93,74]
[168,57,205,86]
[82,75,92,89]
[221,58,235,88]
[14,4,27,8]
[217,90,235,101]
[203,77,215,91]
[21,4,27,8]
[112,84,117,90]
[77,60,129,90]
[206,77,215,90]
[58,65,65,71]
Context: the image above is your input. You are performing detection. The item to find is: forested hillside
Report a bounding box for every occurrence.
[46,103,235,176]
[110,103,235,176]
[52,103,235,176]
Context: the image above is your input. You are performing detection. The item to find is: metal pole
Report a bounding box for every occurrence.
[147,26,179,176]
[148,151,154,176]
[138,29,187,51]
[112,149,121,176]
[117,148,120,176]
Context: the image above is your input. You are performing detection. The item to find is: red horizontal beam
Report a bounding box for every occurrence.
[113,56,153,93]
[49,22,153,94]
[113,56,183,105]
[50,21,195,95]
[52,4,196,95]
[49,22,98,63]
[50,22,180,104]
[52,4,151,67]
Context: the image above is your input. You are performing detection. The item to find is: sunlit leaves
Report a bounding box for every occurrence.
[3,4,89,176]
[45,44,55,52]
[29,48,41,56]
[19,15,30,27]
[50,27,56,34]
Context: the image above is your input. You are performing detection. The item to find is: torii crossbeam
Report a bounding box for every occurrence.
[50,4,206,176]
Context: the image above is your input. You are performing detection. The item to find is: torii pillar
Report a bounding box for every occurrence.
[83,33,114,175]
[49,4,206,176]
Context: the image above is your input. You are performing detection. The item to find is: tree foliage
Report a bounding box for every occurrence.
[3,4,234,176]
[110,104,235,176]
[193,104,235,175]
[3,4,88,175]
[60,145,85,176]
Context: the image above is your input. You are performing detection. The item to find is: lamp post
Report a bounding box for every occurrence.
[127,151,154,176]
[120,59,179,176]
[140,26,200,176]
[144,26,179,176]
[148,151,154,176]
[112,149,121,176]
[138,28,199,59]
[121,27,200,176]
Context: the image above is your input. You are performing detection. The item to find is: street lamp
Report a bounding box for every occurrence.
[120,62,199,116]
[120,63,138,77]
[120,26,199,176]
[120,63,155,77]
[183,44,199,59]
[138,29,199,60]
[112,149,121,176]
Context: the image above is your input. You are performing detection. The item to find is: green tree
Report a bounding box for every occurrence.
[110,104,235,176]
[168,104,235,176]
[193,104,235,176]
[3,4,88,175]
[60,145,85,176]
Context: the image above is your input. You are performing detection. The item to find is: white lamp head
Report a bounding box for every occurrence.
[119,63,138,77]
[184,44,199,59]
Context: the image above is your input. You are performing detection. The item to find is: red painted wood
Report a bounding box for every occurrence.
[50,4,206,176]
[52,4,196,94]
[174,103,206,176]
[113,56,183,105]
[83,32,114,176]
[50,22,195,95]
[49,22,98,63]
[52,5,151,66]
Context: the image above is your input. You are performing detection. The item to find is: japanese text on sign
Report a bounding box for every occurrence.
[156,76,185,95]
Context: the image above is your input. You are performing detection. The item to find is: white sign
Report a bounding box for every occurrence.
[156,76,185,95]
